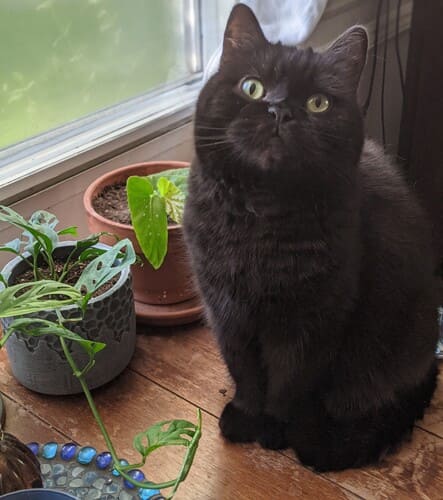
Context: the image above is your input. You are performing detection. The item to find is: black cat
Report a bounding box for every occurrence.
[183,4,439,471]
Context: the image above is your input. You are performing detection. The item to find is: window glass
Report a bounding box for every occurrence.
[0,0,193,150]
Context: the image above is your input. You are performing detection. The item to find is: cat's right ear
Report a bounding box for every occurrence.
[325,26,368,92]
[221,4,266,64]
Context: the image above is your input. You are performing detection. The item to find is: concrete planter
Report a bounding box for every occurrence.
[0,242,136,395]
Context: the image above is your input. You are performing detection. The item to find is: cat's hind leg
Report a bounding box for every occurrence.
[288,363,438,472]
[219,402,264,443]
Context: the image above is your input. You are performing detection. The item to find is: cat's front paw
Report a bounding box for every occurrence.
[257,415,288,450]
[219,402,261,443]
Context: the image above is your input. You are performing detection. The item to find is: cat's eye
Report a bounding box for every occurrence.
[240,78,265,100]
[306,94,330,113]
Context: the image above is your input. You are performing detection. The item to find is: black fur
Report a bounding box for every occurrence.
[183,4,439,471]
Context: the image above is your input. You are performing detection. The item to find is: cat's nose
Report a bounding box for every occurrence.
[268,104,292,124]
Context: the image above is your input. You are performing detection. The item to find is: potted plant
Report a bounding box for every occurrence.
[83,161,203,326]
[0,206,136,395]
[0,208,201,498]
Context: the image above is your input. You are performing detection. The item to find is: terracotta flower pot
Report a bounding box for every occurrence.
[83,161,202,326]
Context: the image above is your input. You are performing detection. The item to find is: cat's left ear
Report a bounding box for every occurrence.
[325,26,368,91]
[221,4,267,64]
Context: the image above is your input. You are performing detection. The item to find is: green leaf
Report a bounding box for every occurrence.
[156,177,185,224]
[0,205,54,259]
[78,247,107,262]
[74,239,136,296]
[170,409,202,497]
[127,176,168,269]
[148,167,189,197]
[0,238,22,255]
[26,210,60,253]
[30,210,59,230]
[127,175,154,199]
[128,409,202,498]
[133,417,198,458]
[73,233,102,254]
[0,280,82,319]
[58,226,78,236]
[6,317,106,357]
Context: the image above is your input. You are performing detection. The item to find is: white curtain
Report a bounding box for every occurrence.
[204,0,329,79]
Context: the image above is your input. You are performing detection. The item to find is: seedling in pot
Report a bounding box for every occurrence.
[126,167,189,270]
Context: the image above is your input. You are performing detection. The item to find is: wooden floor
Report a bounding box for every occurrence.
[1,323,442,500]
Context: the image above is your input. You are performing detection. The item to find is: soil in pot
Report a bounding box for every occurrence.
[93,182,131,224]
[93,182,175,225]
[11,259,118,299]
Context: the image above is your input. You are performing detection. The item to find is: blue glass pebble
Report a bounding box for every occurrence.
[95,451,113,470]
[124,469,145,489]
[26,442,39,456]
[139,487,161,500]
[42,442,58,459]
[60,443,77,461]
[112,458,129,476]
[77,446,97,465]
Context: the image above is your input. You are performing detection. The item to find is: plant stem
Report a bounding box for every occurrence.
[59,337,117,455]
[58,336,177,491]
[0,327,14,348]
[18,254,35,271]
[58,246,78,282]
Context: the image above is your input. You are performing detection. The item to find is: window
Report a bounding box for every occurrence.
[0,0,234,202]
[2,0,197,149]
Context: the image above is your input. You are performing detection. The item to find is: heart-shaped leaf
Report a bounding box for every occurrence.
[127,176,168,269]
[157,177,185,224]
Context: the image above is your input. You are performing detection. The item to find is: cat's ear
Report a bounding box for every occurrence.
[325,26,368,91]
[221,4,266,64]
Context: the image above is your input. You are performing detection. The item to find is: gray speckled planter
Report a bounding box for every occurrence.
[0,242,136,395]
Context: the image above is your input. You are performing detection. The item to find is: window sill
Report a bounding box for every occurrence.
[0,77,200,205]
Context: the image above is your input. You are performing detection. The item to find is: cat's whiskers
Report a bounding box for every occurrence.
[196,140,231,148]
[195,125,229,131]
[195,135,228,141]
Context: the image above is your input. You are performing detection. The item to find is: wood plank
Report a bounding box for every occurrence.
[133,325,443,499]
[132,324,234,417]
[0,351,355,500]
[2,395,66,444]
[323,429,443,500]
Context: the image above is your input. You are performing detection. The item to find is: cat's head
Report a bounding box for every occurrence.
[195,4,368,181]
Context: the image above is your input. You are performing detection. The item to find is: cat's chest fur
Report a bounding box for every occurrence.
[184,165,353,305]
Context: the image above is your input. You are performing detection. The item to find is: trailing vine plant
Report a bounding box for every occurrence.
[0,206,201,499]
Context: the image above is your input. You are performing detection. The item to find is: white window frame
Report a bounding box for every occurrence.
[0,0,235,204]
